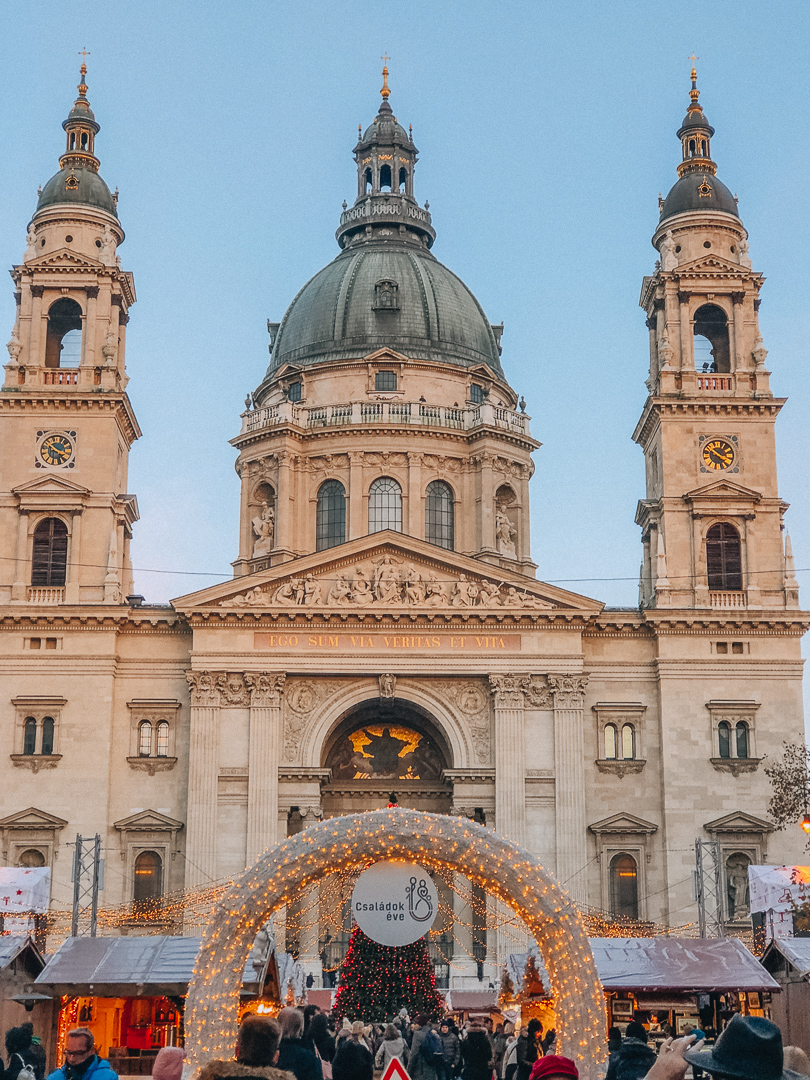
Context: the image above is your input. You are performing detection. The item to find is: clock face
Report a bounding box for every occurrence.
[39,433,74,467]
[702,438,735,471]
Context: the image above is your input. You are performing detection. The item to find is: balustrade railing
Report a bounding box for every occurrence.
[240,399,530,437]
[28,587,65,604]
[710,590,746,608]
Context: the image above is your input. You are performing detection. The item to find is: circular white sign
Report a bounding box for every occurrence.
[352,860,438,946]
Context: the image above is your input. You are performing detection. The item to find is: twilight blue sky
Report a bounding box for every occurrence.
[2,1,809,615]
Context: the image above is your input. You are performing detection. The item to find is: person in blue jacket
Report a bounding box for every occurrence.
[46,1029,118,1080]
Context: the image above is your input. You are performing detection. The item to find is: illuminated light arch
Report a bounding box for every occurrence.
[185,809,606,1079]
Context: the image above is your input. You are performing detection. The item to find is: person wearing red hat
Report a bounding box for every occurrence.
[528,1056,578,1080]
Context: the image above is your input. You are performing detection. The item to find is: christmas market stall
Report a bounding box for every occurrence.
[760,939,810,1055]
[443,989,503,1027]
[500,949,554,1030]
[0,934,52,1055]
[34,934,296,1075]
[590,937,779,1038]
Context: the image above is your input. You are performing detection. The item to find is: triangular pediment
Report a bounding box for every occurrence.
[26,247,101,270]
[589,812,658,835]
[704,811,774,834]
[173,531,604,615]
[13,475,90,497]
[685,479,762,502]
[113,809,184,832]
[362,347,410,363]
[0,806,68,830]
[676,254,747,275]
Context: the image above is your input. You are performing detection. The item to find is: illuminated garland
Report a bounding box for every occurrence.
[184,809,607,1080]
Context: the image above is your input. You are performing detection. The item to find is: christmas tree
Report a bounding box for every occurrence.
[332,926,443,1021]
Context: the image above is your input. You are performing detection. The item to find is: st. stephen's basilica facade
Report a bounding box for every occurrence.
[0,63,806,984]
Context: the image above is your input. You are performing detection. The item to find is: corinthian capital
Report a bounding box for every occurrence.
[489,673,532,707]
[186,670,220,707]
[244,672,287,707]
[546,673,589,708]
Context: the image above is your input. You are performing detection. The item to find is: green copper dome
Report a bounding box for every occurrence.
[35,167,118,218]
[262,239,505,385]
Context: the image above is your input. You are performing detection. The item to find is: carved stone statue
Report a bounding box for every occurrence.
[403,565,425,605]
[379,673,396,699]
[100,224,116,264]
[303,573,321,606]
[659,230,678,271]
[373,554,401,602]
[6,332,21,366]
[657,328,674,370]
[495,508,517,558]
[24,224,36,260]
[251,501,275,557]
[752,333,768,368]
[738,237,752,268]
[451,574,474,607]
[726,855,751,920]
[352,568,373,605]
[327,573,351,606]
[423,573,447,607]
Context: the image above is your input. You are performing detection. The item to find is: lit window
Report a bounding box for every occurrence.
[604,724,617,760]
[425,481,454,550]
[156,721,170,758]
[375,371,397,391]
[368,477,402,534]
[316,480,346,551]
[609,852,639,919]
[134,851,163,903]
[621,724,634,760]
[139,720,153,757]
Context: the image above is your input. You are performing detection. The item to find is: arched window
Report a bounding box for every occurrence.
[693,304,730,373]
[425,480,454,550]
[609,853,639,919]
[133,851,163,903]
[368,477,402,534]
[156,721,170,757]
[139,720,153,757]
[689,139,696,157]
[398,167,408,192]
[718,720,731,759]
[23,718,37,755]
[621,724,635,760]
[32,518,68,587]
[45,298,83,368]
[69,133,76,150]
[364,168,372,193]
[379,164,392,191]
[41,717,55,756]
[736,721,749,759]
[706,523,743,591]
[17,849,45,868]
[316,480,346,551]
[80,131,88,150]
[604,724,617,760]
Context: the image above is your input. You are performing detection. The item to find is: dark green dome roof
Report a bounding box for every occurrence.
[660,172,739,223]
[35,167,118,218]
[262,240,504,384]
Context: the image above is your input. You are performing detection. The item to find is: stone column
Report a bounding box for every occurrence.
[28,286,44,366]
[449,808,480,987]
[731,292,746,371]
[677,291,692,371]
[64,511,82,603]
[407,452,423,537]
[297,808,324,987]
[184,672,221,889]
[275,451,292,554]
[348,451,364,540]
[548,674,589,906]
[488,674,530,848]
[245,673,286,864]
[11,511,29,600]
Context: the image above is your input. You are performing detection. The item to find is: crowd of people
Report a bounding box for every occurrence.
[2,1010,809,1080]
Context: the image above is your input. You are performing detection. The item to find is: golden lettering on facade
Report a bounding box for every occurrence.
[254,632,520,651]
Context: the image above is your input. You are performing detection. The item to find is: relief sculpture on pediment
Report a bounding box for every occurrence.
[219,557,556,610]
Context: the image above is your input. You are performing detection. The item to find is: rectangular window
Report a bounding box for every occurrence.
[29,638,41,650]
[287,381,302,403]
[715,642,728,654]
[470,384,484,403]
[375,370,397,391]
[45,638,57,650]
[732,642,744,654]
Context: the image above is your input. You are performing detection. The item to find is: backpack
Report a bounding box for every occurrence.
[422,1028,442,1062]
[13,1055,37,1080]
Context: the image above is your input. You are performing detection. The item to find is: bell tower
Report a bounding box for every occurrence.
[0,63,140,606]
[634,65,798,611]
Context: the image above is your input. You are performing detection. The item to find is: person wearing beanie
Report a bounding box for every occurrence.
[528,1056,579,1079]
[784,1047,810,1078]
[198,1015,296,1080]
[516,1020,543,1080]
[151,1048,185,1080]
[6,1023,43,1080]
[606,1022,653,1080]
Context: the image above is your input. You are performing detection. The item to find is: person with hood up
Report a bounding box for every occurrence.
[606,1022,655,1080]
[151,1048,185,1080]
[198,1015,294,1080]
[375,1024,409,1073]
[460,1025,492,1080]
[46,1030,117,1080]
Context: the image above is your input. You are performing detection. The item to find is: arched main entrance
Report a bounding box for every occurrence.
[185,809,606,1078]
